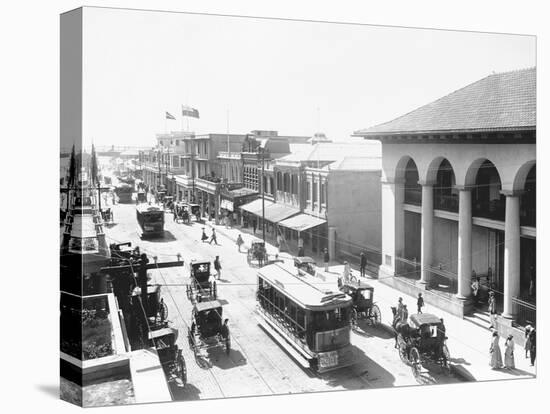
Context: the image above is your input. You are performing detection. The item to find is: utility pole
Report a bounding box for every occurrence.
[261,145,266,243]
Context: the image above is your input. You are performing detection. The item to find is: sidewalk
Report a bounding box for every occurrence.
[205,219,537,383]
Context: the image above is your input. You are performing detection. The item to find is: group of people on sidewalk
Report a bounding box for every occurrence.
[489,325,536,370]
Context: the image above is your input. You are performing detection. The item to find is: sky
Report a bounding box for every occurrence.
[81,7,536,148]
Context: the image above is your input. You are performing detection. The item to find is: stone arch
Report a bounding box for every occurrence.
[512,160,536,192]
[468,159,505,221]
[425,156,457,185]
[394,155,418,182]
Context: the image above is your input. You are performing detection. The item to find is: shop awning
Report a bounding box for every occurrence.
[262,203,300,223]
[278,213,327,232]
[239,198,273,215]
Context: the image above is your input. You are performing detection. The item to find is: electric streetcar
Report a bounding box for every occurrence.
[136,204,165,238]
[256,263,354,373]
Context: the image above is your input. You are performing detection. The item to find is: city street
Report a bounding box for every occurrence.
[104,201,463,401]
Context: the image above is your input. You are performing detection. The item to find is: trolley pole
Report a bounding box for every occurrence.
[261,146,266,243]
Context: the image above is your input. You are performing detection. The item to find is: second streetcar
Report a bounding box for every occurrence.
[256,263,355,373]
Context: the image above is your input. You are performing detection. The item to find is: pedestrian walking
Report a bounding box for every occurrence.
[209,228,218,245]
[360,252,367,278]
[236,234,244,252]
[489,331,503,369]
[343,261,351,283]
[252,219,257,234]
[528,327,536,366]
[214,255,222,280]
[504,334,515,369]
[524,324,532,359]
[323,248,330,272]
[471,276,480,307]
[488,291,497,328]
[297,236,304,257]
[417,292,424,314]
[201,228,208,242]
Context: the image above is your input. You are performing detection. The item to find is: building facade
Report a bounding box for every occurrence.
[354,68,536,327]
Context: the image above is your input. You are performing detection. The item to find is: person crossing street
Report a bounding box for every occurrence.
[214,255,222,280]
[209,228,219,245]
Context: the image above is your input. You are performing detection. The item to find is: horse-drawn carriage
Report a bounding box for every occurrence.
[392,312,450,376]
[247,239,268,267]
[174,202,191,224]
[186,260,217,302]
[339,280,381,328]
[131,284,169,324]
[188,300,231,357]
[136,191,147,204]
[101,207,114,223]
[150,326,187,384]
[294,256,317,276]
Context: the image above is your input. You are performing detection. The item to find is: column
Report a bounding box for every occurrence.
[456,187,472,299]
[419,182,434,286]
[207,193,213,221]
[200,191,205,218]
[328,226,336,260]
[502,191,521,319]
[214,192,220,225]
[379,179,404,278]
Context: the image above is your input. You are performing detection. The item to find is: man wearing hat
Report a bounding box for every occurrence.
[488,290,497,328]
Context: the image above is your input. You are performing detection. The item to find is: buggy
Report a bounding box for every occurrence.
[247,239,268,267]
[174,203,191,224]
[339,280,381,328]
[186,260,217,302]
[188,300,231,358]
[131,284,169,324]
[149,327,187,384]
[393,312,451,376]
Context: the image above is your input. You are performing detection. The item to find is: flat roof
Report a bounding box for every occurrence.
[257,263,351,310]
[409,313,442,326]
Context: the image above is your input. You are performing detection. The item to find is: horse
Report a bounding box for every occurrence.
[391,306,411,348]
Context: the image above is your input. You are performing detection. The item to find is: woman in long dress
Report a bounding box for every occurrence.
[489,331,503,369]
[504,334,515,369]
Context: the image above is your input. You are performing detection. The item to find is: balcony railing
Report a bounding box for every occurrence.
[512,296,536,327]
[218,152,241,160]
[404,189,422,206]
[520,208,536,227]
[472,199,505,222]
[434,194,459,213]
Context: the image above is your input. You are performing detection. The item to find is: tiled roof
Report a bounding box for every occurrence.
[355,67,536,136]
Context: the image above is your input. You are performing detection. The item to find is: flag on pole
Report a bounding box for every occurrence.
[165,111,176,120]
[182,105,200,119]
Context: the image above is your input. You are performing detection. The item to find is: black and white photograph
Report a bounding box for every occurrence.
[4,1,547,413]
[57,5,540,408]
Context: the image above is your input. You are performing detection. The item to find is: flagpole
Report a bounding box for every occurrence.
[226,109,230,155]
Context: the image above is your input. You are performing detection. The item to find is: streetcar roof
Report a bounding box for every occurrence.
[136,204,163,213]
[257,263,351,309]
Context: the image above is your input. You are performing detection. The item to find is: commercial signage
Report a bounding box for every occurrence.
[221,199,234,211]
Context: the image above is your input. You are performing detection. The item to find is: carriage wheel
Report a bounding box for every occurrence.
[159,299,168,322]
[398,337,409,364]
[441,344,451,375]
[371,304,381,326]
[409,347,421,377]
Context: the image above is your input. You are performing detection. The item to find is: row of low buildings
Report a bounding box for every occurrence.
[140,67,536,333]
[141,129,384,264]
